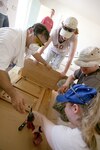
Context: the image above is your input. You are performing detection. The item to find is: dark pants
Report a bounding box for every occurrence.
[0,13,9,27]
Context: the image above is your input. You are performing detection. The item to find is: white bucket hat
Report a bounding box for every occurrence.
[74,47,100,67]
[60,17,78,39]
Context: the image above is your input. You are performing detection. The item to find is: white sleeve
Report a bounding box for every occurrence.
[51,125,89,150]
[51,125,70,150]
[29,44,40,55]
[0,45,12,70]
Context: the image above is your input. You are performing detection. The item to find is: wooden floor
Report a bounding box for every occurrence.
[0,99,52,150]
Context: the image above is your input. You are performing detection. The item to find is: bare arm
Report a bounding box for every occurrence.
[33,111,55,150]
[58,74,75,93]
[0,70,25,113]
[38,38,52,55]
[61,37,78,76]
[33,52,51,69]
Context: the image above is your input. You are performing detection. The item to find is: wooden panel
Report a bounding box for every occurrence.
[39,88,52,115]
[0,87,45,112]
[46,90,58,123]
[21,59,65,90]
[14,78,45,98]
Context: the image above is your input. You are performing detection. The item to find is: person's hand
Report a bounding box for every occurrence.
[11,91,26,113]
[58,84,69,94]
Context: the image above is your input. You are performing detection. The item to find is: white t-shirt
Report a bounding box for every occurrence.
[0,27,40,71]
[48,28,77,56]
[0,27,26,70]
[51,125,90,150]
[0,27,39,70]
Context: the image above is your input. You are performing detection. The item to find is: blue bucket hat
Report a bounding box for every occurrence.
[56,84,97,105]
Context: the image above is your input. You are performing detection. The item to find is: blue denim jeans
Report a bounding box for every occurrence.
[44,49,65,70]
[0,13,9,27]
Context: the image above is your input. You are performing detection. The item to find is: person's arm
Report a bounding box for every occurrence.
[61,37,78,76]
[33,52,51,69]
[38,38,52,55]
[58,74,75,93]
[33,111,55,150]
[0,70,25,113]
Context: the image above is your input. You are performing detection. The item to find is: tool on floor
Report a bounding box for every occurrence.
[18,107,35,131]
[18,107,43,145]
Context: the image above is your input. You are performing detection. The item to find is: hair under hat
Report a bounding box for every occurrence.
[74,47,100,67]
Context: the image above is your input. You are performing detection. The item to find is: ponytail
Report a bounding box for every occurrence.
[82,93,100,150]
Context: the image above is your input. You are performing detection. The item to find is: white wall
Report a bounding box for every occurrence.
[27,0,41,28]
[15,0,33,29]
[39,0,100,52]
[7,0,41,29]
[37,5,62,34]
[7,0,18,27]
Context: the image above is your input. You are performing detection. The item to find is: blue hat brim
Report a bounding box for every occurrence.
[56,94,69,103]
[56,84,97,105]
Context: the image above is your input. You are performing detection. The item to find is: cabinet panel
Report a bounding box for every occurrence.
[0,87,45,112]
[22,59,62,90]
[14,78,45,99]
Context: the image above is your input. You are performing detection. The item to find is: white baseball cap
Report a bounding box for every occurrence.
[60,17,78,39]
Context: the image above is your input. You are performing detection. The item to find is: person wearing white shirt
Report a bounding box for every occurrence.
[33,84,100,150]
[39,17,79,76]
[0,23,50,113]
